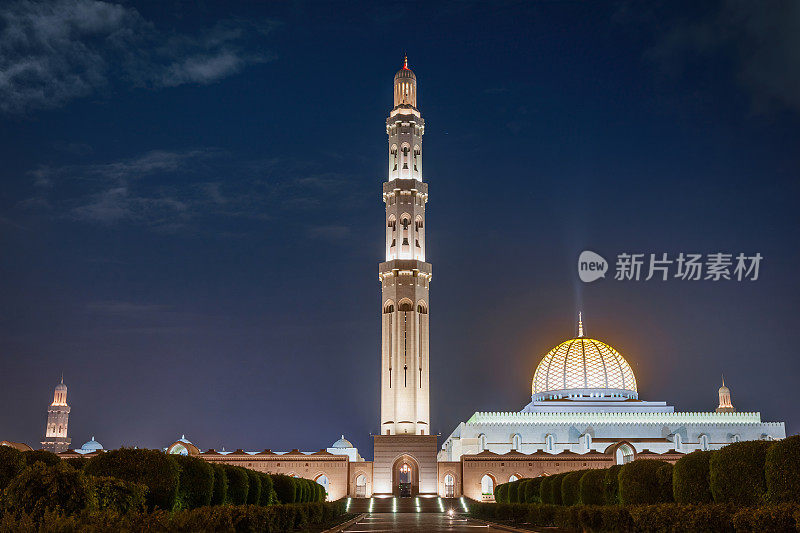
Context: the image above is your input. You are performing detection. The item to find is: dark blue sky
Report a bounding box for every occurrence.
[1,1,798,456]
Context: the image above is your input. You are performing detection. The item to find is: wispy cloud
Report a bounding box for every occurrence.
[0,0,277,113]
[18,149,361,234]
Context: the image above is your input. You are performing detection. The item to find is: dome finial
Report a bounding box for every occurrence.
[577,312,584,338]
[60,372,63,384]
[403,53,409,70]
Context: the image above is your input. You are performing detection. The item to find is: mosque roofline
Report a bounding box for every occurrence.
[465,411,772,425]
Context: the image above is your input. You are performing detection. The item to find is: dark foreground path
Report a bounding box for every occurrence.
[341,512,512,532]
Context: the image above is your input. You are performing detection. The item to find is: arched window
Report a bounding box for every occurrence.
[731,434,741,443]
[417,302,428,314]
[699,434,710,451]
[444,474,455,498]
[616,444,634,465]
[674,433,682,451]
[478,433,487,452]
[508,474,519,482]
[413,146,420,172]
[383,301,395,314]
[398,299,413,312]
[511,433,522,451]
[355,474,367,497]
[545,434,555,453]
[390,145,398,171]
[480,475,494,498]
[401,144,410,170]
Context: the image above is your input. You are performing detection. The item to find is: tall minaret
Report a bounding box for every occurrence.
[379,56,431,436]
[41,376,71,453]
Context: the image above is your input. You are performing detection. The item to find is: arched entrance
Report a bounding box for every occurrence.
[315,474,329,500]
[444,474,455,498]
[355,474,367,498]
[480,474,495,501]
[391,455,419,497]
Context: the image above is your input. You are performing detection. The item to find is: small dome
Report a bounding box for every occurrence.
[719,384,730,394]
[55,383,67,391]
[394,55,416,81]
[81,436,103,451]
[331,435,353,448]
[532,317,637,398]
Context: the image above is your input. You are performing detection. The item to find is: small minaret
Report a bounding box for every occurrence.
[716,376,735,413]
[41,375,71,453]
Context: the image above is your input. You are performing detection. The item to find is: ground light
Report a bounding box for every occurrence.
[368,498,374,513]
[345,497,351,512]
[415,496,420,513]
[392,497,397,513]
[437,497,445,513]
[459,496,469,513]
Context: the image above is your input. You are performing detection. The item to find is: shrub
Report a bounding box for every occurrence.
[539,476,553,504]
[210,463,227,505]
[579,468,606,505]
[173,454,214,510]
[259,473,276,505]
[673,450,714,504]
[553,505,581,530]
[222,465,249,505]
[765,434,800,504]
[524,477,543,503]
[245,468,261,505]
[84,448,180,511]
[0,446,24,490]
[507,480,519,503]
[273,474,296,503]
[732,503,800,532]
[709,440,771,505]
[91,475,147,513]
[494,482,508,503]
[3,462,94,519]
[656,462,674,503]
[64,457,88,470]
[525,503,558,526]
[603,464,622,505]
[619,459,673,505]
[561,470,585,506]
[22,450,61,466]
[628,503,734,532]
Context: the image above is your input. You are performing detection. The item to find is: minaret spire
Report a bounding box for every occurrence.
[577,312,584,338]
[403,54,408,70]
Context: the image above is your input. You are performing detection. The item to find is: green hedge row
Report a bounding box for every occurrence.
[491,436,800,508]
[0,446,325,518]
[0,501,347,532]
[470,501,800,532]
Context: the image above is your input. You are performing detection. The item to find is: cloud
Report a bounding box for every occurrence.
[0,0,276,113]
[648,0,800,113]
[17,149,361,234]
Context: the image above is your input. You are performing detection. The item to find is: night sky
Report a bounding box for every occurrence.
[1,1,799,457]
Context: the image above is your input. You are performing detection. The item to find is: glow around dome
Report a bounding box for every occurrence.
[532,329,637,399]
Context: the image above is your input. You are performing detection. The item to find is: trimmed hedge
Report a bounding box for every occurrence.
[259,472,276,505]
[222,465,249,505]
[91,475,147,513]
[673,450,714,504]
[579,468,606,505]
[84,448,180,511]
[22,450,61,466]
[542,473,566,505]
[173,454,214,510]
[561,470,586,506]
[603,464,622,505]
[494,482,508,503]
[3,462,94,520]
[507,479,521,503]
[0,501,348,532]
[273,474,297,504]
[210,463,227,505]
[523,477,542,503]
[0,446,25,490]
[245,468,261,505]
[765,434,800,504]
[732,502,800,532]
[619,459,673,505]
[710,440,771,505]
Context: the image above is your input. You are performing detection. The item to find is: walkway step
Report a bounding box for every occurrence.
[344,496,469,514]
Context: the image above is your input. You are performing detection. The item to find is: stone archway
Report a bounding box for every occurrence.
[391,455,419,497]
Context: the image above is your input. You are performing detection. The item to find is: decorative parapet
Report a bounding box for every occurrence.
[465,411,775,426]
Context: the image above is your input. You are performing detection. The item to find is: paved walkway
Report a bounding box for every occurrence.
[341,512,515,532]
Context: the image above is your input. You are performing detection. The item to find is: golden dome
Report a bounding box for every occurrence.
[532,324,637,396]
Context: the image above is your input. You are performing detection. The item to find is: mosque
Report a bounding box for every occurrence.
[8,58,787,502]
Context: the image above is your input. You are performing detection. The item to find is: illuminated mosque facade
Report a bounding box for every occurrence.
[6,58,787,503]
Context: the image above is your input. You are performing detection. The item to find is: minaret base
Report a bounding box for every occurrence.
[372,434,438,496]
